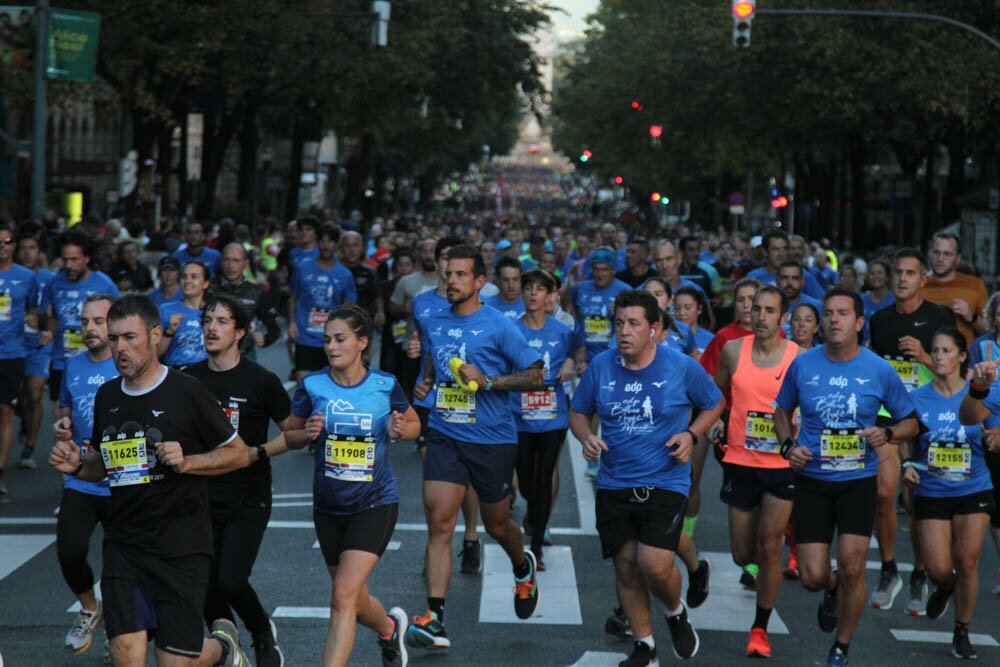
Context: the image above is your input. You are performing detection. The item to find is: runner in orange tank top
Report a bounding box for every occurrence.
[713,285,803,659]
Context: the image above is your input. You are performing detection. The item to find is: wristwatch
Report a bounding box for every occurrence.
[883,427,894,443]
[484,374,496,391]
[779,437,797,460]
[256,445,268,461]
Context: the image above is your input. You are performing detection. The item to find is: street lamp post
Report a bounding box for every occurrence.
[31,0,48,218]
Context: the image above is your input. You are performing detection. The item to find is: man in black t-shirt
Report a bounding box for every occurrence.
[868,248,954,615]
[184,294,305,667]
[214,243,281,362]
[340,231,384,328]
[49,295,251,667]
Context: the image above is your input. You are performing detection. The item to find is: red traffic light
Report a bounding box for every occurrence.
[630,100,643,111]
[732,1,755,19]
[649,125,663,139]
[771,195,789,208]
[614,175,623,185]
[582,149,593,159]
[651,192,662,202]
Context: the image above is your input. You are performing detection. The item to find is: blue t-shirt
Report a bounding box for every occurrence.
[148,286,182,308]
[776,347,915,481]
[0,264,37,359]
[60,352,117,497]
[692,327,714,354]
[912,382,995,498]
[159,301,208,367]
[782,293,823,338]
[40,271,121,370]
[24,267,54,350]
[412,289,452,410]
[571,345,722,494]
[861,291,895,343]
[511,317,577,432]
[290,246,320,266]
[291,369,409,515]
[290,259,358,348]
[811,265,838,292]
[172,246,222,277]
[424,305,541,445]
[745,266,821,297]
[483,294,525,320]
[968,332,1000,367]
[666,320,697,356]
[573,278,631,361]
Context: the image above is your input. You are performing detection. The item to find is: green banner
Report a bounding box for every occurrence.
[46,8,99,83]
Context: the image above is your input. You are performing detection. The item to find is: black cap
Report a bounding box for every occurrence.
[158,256,181,272]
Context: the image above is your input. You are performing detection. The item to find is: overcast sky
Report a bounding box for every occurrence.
[548,0,599,42]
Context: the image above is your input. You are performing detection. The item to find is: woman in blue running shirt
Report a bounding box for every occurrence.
[287,306,419,667]
[906,327,997,660]
[158,260,211,368]
[639,277,697,356]
[673,286,714,358]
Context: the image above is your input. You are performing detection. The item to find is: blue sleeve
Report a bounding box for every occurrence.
[160,305,171,331]
[775,359,800,410]
[682,326,696,355]
[572,317,585,348]
[344,269,358,304]
[106,276,121,298]
[291,384,313,418]
[803,271,825,299]
[58,367,71,409]
[969,341,983,367]
[984,412,1000,430]
[982,378,1000,415]
[570,362,598,415]
[498,317,542,371]
[684,356,722,410]
[881,364,916,421]
[390,378,410,414]
[289,266,302,294]
[39,279,52,313]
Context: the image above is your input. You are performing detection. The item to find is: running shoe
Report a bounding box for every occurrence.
[817,585,838,633]
[952,625,977,660]
[827,646,848,666]
[405,610,449,649]
[604,606,634,640]
[905,577,928,617]
[686,559,710,609]
[65,601,102,654]
[379,607,408,667]
[665,602,699,659]
[740,564,758,591]
[745,627,772,658]
[619,640,658,667]
[514,550,539,619]
[585,458,599,478]
[870,569,902,609]
[210,618,250,667]
[459,540,482,574]
[18,447,35,469]
[252,619,284,667]
[783,552,799,580]
[925,585,954,621]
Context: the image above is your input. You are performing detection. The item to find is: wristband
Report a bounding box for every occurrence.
[883,427,894,443]
[256,445,268,461]
[72,460,85,476]
[684,428,697,444]
[780,437,797,460]
[969,383,990,400]
[484,374,496,391]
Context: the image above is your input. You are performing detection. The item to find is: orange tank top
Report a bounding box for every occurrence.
[724,337,799,469]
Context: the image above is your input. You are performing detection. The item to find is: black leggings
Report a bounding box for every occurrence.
[204,486,272,639]
[516,429,567,555]
[56,487,110,596]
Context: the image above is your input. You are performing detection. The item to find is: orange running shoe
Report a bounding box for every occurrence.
[783,552,799,580]
[746,627,772,658]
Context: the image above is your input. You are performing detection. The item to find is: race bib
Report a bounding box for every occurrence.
[100,437,150,487]
[744,410,779,453]
[927,441,971,481]
[307,308,330,333]
[63,330,86,352]
[886,357,919,392]
[0,293,11,322]
[223,407,240,430]
[324,433,375,482]
[584,317,611,343]
[819,428,866,471]
[521,387,558,421]
[392,320,408,344]
[435,382,476,423]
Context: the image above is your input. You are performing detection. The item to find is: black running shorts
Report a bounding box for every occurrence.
[596,487,687,558]
[913,489,995,522]
[314,503,398,566]
[792,474,877,544]
[422,430,517,504]
[0,357,24,407]
[720,463,796,510]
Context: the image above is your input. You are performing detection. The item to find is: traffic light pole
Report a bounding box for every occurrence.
[31,0,49,218]
[756,9,1000,53]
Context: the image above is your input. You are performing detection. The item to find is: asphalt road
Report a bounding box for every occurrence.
[1,336,998,666]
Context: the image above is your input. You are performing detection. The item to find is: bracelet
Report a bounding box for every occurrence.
[72,460,85,476]
[684,428,697,444]
[969,383,990,400]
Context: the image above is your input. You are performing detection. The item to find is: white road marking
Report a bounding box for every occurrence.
[67,580,103,612]
[684,552,789,634]
[0,534,55,581]
[890,629,998,647]
[566,430,598,535]
[0,517,57,525]
[479,545,582,625]
[311,539,400,551]
[267,519,588,535]
[272,493,312,499]
[567,651,628,666]
[829,559,914,573]
[273,606,330,619]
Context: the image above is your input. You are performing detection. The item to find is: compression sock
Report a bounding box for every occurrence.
[682,515,698,536]
[428,597,445,622]
[752,605,773,631]
[513,555,532,580]
[911,568,927,583]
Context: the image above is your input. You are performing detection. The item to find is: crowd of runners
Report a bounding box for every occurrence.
[0,198,995,667]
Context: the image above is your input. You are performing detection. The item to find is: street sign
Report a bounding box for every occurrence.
[729,191,746,206]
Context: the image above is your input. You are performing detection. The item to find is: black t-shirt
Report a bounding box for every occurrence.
[347,263,381,316]
[679,262,714,296]
[184,358,290,490]
[111,261,153,292]
[614,267,658,289]
[92,368,236,557]
[868,299,955,359]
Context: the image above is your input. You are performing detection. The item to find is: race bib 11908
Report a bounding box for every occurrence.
[324,433,375,482]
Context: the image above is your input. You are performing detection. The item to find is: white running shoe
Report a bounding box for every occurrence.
[65,601,103,654]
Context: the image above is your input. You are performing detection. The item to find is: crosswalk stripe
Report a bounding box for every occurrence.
[266,519,589,535]
[890,629,998,646]
[0,535,55,581]
[685,552,789,635]
[0,517,57,525]
[567,651,628,666]
[310,539,401,551]
[273,606,330,619]
[479,545,582,625]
